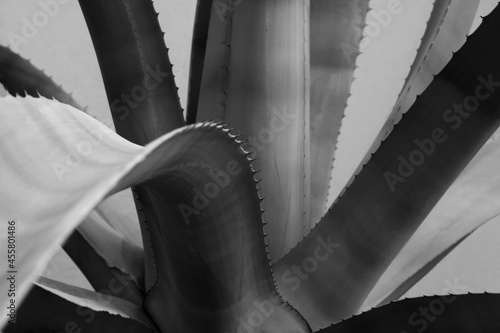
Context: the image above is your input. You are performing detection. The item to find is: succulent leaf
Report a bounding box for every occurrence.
[0,96,308,332]
[275,5,500,329]
[309,0,370,226]
[196,0,311,261]
[78,0,185,145]
[363,132,500,308]
[359,0,480,174]
[95,190,143,248]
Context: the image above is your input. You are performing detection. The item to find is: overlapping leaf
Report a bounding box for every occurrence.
[78,0,185,146]
[275,5,500,329]
[196,0,311,261]
[362,131,500,308]
[0,96,308,332]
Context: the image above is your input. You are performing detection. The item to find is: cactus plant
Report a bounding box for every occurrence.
[1,0,500,332]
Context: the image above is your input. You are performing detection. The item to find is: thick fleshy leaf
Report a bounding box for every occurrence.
[0,42,147,296]
[358,0,480,178]
[0,96,140,321]
[197,0,311,261]
[185,0,214,124]
[78,0,185,145]
[362,132,500,308]
[0,96,308,332]
[0,45,81,109]
[309,0,369,226]
[135,137,310,332]
[3,277,156,333]
[274,5,500,329]
[327,0,479,204]
[327,0,435,203]
[319,293,500,333]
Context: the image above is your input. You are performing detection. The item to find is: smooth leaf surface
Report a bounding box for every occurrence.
[309,0,369,226]
[197,0,311,261]
[275,5,500,329]
[362,131,500,308]
[327,0,436,204]
[0,96,140,322]
[136,129,310,332]
[360,0,480,172]
[78,0,185,146]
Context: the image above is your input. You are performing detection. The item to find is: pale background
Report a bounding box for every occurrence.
[0,0,498,304]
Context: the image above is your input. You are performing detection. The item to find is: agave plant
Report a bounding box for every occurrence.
[2,0,500,332]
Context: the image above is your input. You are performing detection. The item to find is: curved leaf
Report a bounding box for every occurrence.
[78,0,185,145]
[0,43,146,296]
[196,0,311,261]
[275,5,500,329]
[0,96,142,322]
[0,96,308,332]
[136,133,310,332]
